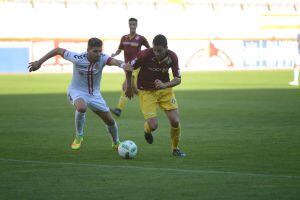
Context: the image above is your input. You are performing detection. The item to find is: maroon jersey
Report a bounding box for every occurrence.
[131,48,181,90]
[118,34,150,63]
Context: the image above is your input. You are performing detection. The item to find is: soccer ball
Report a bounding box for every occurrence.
[118,140,138,159]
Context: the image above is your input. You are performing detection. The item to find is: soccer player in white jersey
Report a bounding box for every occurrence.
[289,33,300,86]
[28,38,131,150]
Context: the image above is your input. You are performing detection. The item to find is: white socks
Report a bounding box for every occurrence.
[75,110,86,136]
[293,68,299,82]
[106,121,119,144]
[75,110,119,144]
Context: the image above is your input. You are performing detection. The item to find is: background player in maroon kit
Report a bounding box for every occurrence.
[110,18,150,117]
[125,34,186,157]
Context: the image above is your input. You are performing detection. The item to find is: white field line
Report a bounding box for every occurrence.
[0,158,299,179]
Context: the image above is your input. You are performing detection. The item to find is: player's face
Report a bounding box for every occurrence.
[87,46,102,63]
[129,21,137,34]
[153,45,167,61]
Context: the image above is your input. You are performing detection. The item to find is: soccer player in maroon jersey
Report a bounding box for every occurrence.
[125,34,186,157]
[110,18,150,117]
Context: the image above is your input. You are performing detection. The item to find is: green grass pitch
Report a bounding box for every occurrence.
[0,71,299,200]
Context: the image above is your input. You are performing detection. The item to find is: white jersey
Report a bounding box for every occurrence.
[63,50,111,95]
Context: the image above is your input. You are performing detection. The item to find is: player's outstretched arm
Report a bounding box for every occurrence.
[111,49,122,57]
[107,58,133,72]
[107,58,134,98]
[28,47,66,72]
[107,58,125,68]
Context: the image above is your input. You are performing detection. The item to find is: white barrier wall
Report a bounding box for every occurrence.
[2,38,297,73]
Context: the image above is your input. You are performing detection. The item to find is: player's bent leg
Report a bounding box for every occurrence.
[147,118,158,131]
[93,110,120,150]
[111,80,128,117]
[72,98,87,150]
[74,98,88,113]
[111,91,127,117]
[144,118,158,144]
[139,89,158,144]
[165,109,186,157]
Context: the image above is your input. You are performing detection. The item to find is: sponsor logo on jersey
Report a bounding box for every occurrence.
[123,42,139,47]
[74,54,87,60]
[147,67,169,72]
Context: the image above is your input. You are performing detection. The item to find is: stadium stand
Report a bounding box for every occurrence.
[0,0,299,72]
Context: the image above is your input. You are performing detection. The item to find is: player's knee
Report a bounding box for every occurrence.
[147,118,158,131]
[149,122,158,131]
[170,120,179,128]
[75,98,87,113]
[76,106,87,113]
[106,119,115,126]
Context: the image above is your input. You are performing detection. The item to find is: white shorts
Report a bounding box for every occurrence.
[67,89,109,112]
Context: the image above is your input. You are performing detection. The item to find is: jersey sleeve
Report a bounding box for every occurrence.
[101,54,112,66]
[118,36,124,50]
[170,52,181,78]
[63,50,81,64]
[142,36,150,48]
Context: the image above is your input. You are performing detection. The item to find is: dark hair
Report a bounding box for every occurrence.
[153,34,168,48]
[88,37,102,48]
[129,18,137,23]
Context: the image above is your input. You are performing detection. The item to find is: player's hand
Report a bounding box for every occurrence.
[125,86,134,99]
[28,61,42,72]
[124,63,133,72]
[154,79,166,89]
[111,53,116,57]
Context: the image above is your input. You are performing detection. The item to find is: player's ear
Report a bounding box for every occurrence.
[164,47,168,52]
[87,45,93,51]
